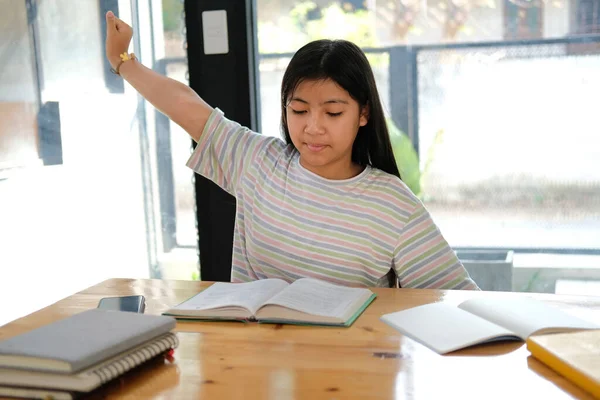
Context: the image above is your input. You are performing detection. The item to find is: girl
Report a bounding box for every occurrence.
[105,11,478,290]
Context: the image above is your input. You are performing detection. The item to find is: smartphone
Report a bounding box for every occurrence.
[97,295,145,313]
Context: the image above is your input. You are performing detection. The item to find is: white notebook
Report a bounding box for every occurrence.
[381,297,599,354]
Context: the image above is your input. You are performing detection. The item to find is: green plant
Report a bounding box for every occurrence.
[258,1,380,58]
[162,0,183,33]
[191,271,200,281]
[521,270,542,292]
[387,119,421,197]
[417,128,446,199]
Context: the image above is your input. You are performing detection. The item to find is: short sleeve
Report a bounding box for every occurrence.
[185,108,278,196]
[393,201,479,290]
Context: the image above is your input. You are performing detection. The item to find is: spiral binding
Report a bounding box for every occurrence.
[91,333,179,385]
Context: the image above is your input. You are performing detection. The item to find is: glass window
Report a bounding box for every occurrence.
[256,0,600,294]
[0,0,39,170]
[0,0,160,325]
[150,0,199,281]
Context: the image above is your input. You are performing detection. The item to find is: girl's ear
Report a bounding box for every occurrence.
[359,105,370,127]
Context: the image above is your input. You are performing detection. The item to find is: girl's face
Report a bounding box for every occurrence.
[286,78,368,180]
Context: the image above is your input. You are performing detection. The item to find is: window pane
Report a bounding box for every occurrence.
[417,44,600,251]
[152,0,199,281]
[0,0,153,325]
[256,0,600,294]
[0,0,39,170]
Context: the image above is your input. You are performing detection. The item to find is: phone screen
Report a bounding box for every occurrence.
[97,295,145,313]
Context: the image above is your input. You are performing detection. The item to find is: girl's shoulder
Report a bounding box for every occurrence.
[362,167,421,208]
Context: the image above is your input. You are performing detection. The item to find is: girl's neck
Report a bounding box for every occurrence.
[299,157,365,180]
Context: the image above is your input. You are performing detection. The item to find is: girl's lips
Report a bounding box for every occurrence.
[306,143,327,152]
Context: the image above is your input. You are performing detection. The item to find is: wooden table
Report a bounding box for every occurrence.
[1,278,600,399]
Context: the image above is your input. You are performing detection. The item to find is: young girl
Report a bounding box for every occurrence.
[105,11,478,290]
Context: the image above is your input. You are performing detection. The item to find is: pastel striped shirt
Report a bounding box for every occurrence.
[187,108,478,289]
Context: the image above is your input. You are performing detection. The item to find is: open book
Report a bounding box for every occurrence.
[163,278,377,326]
[380,296,599,354]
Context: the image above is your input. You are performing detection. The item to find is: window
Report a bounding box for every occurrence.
[0,0,180,325]
[255,0,600,294]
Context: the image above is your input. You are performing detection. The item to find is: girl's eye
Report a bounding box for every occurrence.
[327,112,342,117]
[291,109,306,115]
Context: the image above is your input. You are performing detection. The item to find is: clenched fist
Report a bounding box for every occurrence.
[105,11,133,70]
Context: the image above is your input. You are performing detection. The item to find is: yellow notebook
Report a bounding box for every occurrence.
[527,330,600,398]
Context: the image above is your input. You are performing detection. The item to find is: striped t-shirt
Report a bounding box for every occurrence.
[187,108,478,289]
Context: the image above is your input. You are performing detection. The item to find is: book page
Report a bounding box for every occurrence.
[459,297,600,339]
[381,303,519,354]
[259,278,371,318]
[172,279,289,315]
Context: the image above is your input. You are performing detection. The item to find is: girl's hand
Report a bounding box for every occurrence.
[105,11,133,70]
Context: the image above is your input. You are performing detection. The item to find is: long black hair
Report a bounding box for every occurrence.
[280,39,401,179]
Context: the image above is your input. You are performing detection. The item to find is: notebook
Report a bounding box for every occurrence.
[0,332,178,395]
[0,386,74,400]
[527,330,600,398]
[163,278,376,326]
[0,308,175,374]
[380,296,599,354]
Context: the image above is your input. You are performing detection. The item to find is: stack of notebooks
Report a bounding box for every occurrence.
[0,308,178,399]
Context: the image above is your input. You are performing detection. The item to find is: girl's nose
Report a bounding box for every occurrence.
[304,113,325,135]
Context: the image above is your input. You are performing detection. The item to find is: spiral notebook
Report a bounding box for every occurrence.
[0,309,176,374]
[0,333,178,393]
[0,308,178,398]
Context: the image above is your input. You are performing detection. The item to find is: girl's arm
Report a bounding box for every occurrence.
[394,202,480,290]
[105,11,211,142]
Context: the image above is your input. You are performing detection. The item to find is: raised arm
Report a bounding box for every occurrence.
[104,11,212,142]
